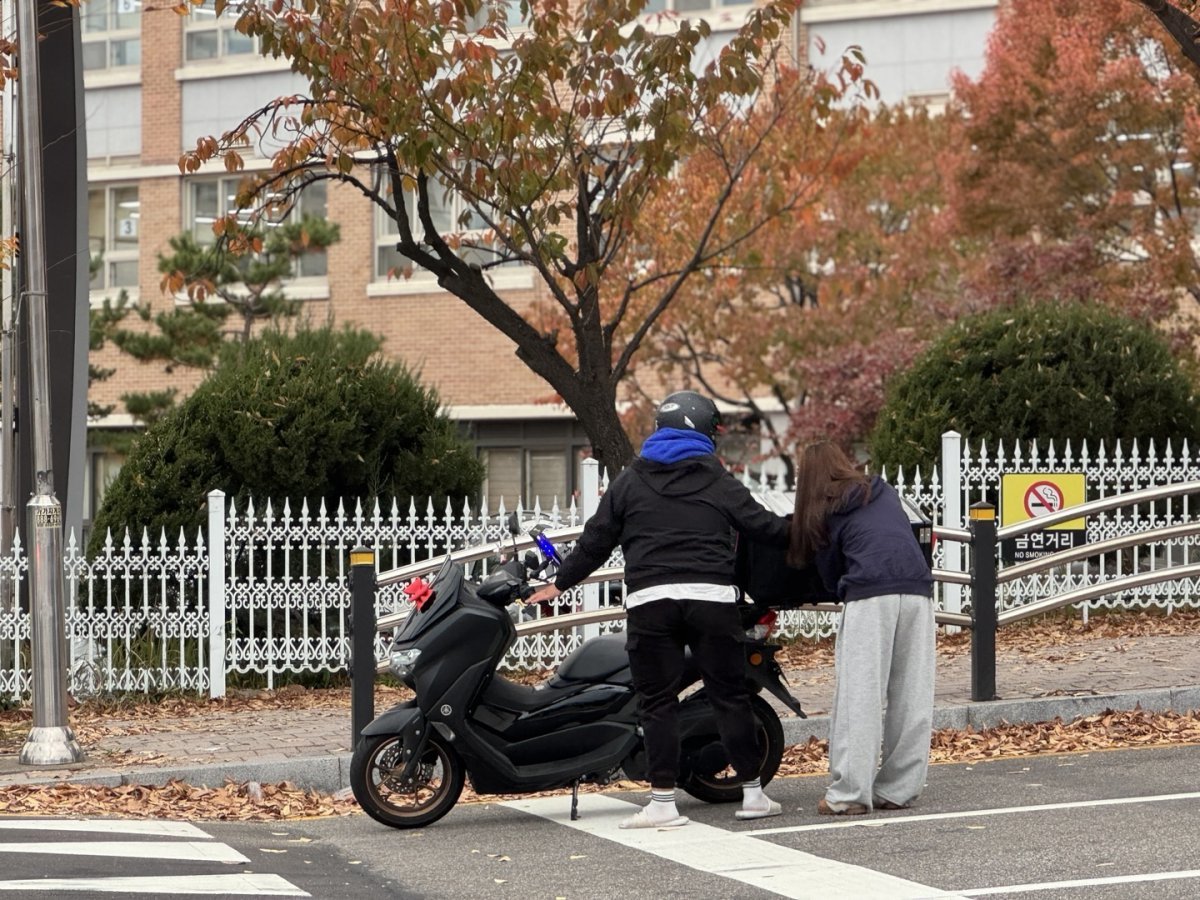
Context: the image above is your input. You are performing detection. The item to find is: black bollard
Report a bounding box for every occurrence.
[969,502,998,701]
[349,547,377,747]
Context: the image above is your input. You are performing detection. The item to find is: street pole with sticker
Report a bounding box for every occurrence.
[16,0,84,766]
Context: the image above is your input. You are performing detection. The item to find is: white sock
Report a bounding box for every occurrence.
[742,778,767,809]
[646,788,680,821]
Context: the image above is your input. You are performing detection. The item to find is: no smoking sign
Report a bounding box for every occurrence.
[1023,481,1064,518]
[1001,472,1088,563]
[1001,472,1087,531]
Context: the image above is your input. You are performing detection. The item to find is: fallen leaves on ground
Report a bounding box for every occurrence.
[0,778,357,821]
[776,707,1200,777]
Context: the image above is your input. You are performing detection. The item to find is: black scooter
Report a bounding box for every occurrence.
[350,525,806,829]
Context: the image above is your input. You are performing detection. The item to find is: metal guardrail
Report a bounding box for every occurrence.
[376,525,586,588]
[375,565,622,632]
[934,525,972,544]
[997,563,1200,627]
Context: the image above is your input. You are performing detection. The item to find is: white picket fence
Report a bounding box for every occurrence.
[0,431,1197,700]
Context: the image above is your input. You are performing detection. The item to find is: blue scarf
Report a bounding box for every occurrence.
[640,428,715,464]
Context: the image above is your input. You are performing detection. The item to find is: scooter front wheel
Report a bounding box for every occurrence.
[678,694,785,804]
[350,732,465,829]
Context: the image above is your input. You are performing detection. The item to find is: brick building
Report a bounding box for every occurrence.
[81,0,999,523]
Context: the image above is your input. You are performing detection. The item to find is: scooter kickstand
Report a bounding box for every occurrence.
[570,780,581,821]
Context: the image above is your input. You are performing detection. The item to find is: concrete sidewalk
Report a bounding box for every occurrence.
[3,629,1199,794]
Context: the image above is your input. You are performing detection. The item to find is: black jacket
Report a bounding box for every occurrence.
[554,454,790,594]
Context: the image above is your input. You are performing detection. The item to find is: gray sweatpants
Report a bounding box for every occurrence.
[825,593,935,809]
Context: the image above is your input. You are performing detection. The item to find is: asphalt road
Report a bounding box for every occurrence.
[0,744,1197,899]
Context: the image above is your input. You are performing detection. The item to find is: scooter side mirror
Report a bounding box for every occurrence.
[506,512,521,536]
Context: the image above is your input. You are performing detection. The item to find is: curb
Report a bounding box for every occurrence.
[0,753,355,796]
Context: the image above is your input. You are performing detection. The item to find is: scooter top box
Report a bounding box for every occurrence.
[734,490,932,609]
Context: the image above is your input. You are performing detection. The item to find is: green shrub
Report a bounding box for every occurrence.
[869,302,1200,474]
[89,323,485,552]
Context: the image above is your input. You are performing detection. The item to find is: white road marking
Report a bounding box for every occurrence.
[508,794,966,900]
[959,869,1200,896]
[748,792,1200,844]
[0,840,248,863]
[0,819,209,838]
[749,790,1200,835]
[0,874,309,895]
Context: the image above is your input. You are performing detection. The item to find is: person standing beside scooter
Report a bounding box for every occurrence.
[526,391,790,829]
[787,440,935,816]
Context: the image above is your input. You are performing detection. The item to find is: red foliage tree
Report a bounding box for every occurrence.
[945,0,1200,349]
[629,102,958,468]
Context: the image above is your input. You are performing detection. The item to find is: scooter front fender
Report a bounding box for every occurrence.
[360,699,425,739]
[359,700,433,784]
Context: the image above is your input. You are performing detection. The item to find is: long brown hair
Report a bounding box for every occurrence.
[787,441,869,568]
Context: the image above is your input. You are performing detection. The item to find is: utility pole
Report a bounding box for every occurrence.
[0,0,17,673]
[16,0,83,766]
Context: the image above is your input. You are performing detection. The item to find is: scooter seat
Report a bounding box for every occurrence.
[550,633,631,685]
[482,673,573,712]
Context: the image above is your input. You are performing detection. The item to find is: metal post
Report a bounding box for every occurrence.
[207,490,227,700]
[349,546,376,746]
[16,0,83,765]
[941,430,963,633]
[579,459,601,642]
[969,501,997,702]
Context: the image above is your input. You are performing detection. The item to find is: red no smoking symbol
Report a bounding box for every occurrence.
[1024,481,1064,518]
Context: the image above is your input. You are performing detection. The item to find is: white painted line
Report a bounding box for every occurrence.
[0,840,248,863]
[508,794,967,900]
[960,869,1200,896]
[0,874,309,895]
[750,790,1200,835]
[0,819,210,838]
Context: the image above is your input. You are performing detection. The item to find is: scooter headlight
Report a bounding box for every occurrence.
[389,647,422,681]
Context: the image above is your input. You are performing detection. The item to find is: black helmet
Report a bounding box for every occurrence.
[654,391,721,439]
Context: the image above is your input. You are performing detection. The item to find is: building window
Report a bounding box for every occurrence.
[189,179,328,278]
[88,185,140,294]
[185,0,258,62]
[81,0,141,72]
[374,179,518,282]
[83,447,125,541]
[479,445,589,509]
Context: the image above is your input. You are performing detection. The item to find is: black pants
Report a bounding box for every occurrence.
[625,597,761,789]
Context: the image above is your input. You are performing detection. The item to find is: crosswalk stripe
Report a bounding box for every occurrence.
[0,840,248,863]
[0,819,209,838]
[0,874,309,896]
[508,794,966,900]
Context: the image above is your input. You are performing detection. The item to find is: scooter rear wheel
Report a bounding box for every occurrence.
[678,694,785,804]
[351,732,465,829]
